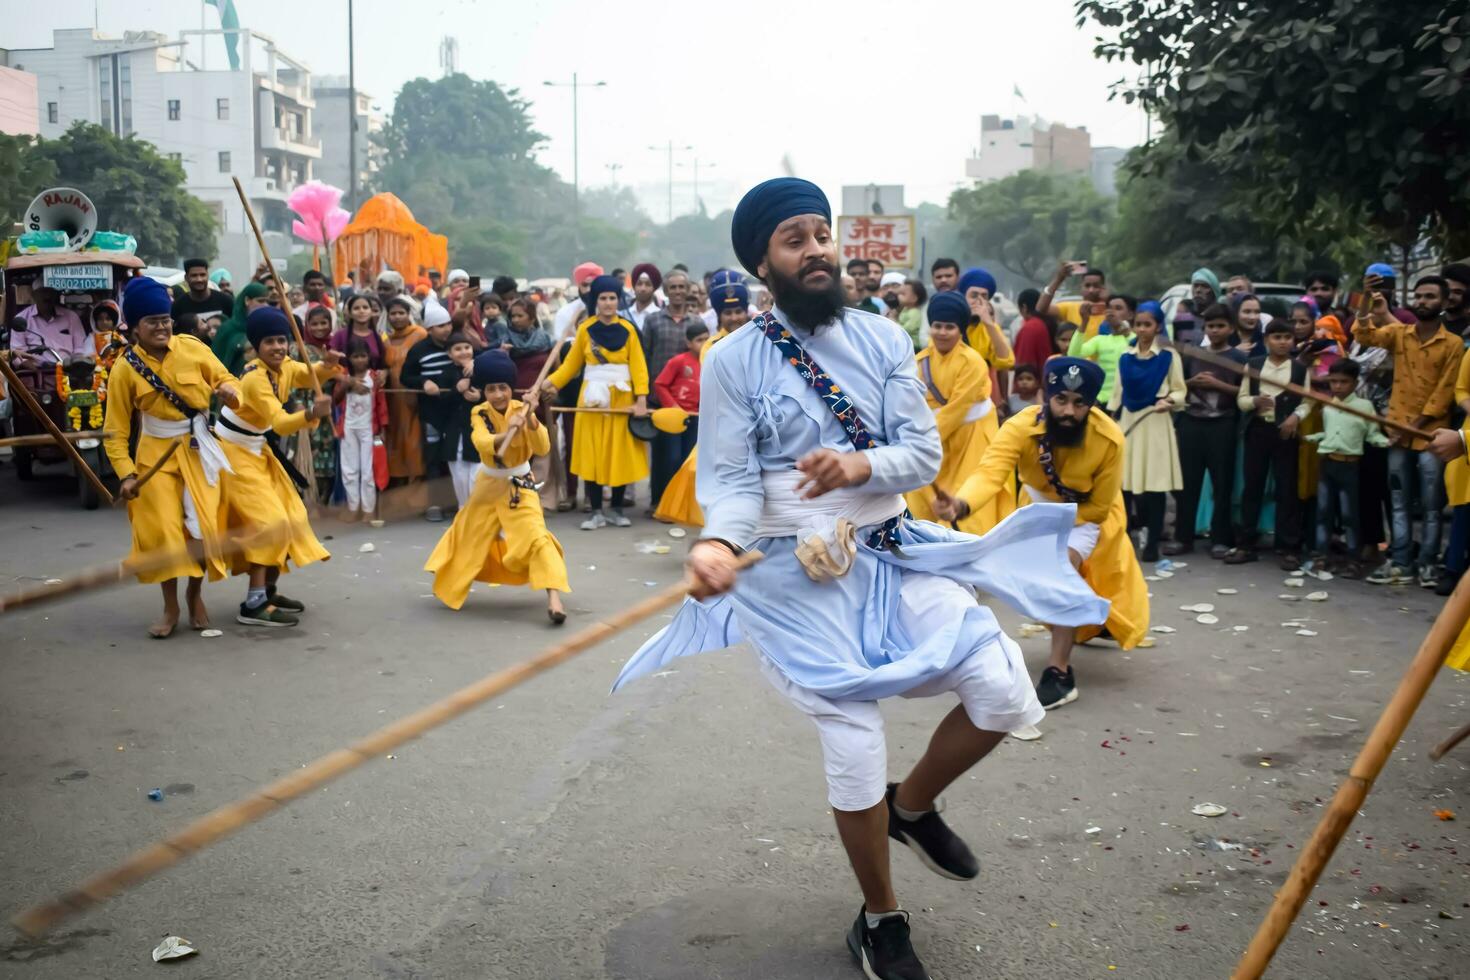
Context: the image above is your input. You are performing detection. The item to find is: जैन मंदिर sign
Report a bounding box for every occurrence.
[838,215,915,269]
[41,264,114,292]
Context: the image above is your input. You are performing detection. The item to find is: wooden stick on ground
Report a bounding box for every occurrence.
[0,355,114,506]
[231,176,323,398]
[1231,575,1470,978]
[0,430,96,449]
[1183,344,1433,442]
[1429,718,1470,760]
[118,438,182,504]
[11,550,762,938]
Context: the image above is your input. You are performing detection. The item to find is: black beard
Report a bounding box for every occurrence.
[1045,412,1087,446]
[1414,306,1439,323]
[766,261,845,331]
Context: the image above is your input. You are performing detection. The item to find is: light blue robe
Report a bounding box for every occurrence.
[614,305,1110,701]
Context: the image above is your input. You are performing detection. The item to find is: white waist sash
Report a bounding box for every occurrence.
[581,363,631,408]
[140,412,231,486]
[752,469,907,540]
[479,460,532,480]
[964,399,995,424]
[213,406,266,456]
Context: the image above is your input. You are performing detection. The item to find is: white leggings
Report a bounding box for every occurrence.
[449,460,480,508]
[339,427,376,514]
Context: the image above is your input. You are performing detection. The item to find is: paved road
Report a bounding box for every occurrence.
[1,463,1467,979]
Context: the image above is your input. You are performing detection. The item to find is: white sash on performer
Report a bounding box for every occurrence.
[213,406,266,456]
[752,469,906,540]
[581,363,631,408]
[964,399,995,424]
[140,412,231,487]
[479,460,532,480]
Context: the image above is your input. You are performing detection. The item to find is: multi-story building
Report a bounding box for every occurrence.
[312,75,383,206]
[964,114,1093,184]
[0,62,39,136]
[7,27,320,275]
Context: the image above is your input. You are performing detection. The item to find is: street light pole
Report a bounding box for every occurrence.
[346,0,356,210]
[544,74,606,248]
[648,140,692,224]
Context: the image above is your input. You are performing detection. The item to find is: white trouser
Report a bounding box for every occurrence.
[1025,485,1100,559]
[339,427,376,514]
[760,571,1043,812]
[449,460,480,507]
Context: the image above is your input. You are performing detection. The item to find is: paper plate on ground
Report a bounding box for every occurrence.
[1180,603,1215,613]
[1195,613,1219,625]
[1191,802,1228,817]
[152,936,198,962]
[1217,588,1238,595]
[1305,591,1329,601]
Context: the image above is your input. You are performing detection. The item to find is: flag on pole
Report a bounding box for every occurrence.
[205,0,241,71]
[1013,83,1028,103]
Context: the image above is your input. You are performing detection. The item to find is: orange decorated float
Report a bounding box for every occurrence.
[333,193,448,284]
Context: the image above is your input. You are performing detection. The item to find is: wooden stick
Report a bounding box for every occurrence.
[548,407,698,417]
[118,439,181,503]
[11,549,763,938]
[231,176,322,397]
[1183,344,1432,442]
[0,430,96,449]
[1231,575,1470,978]
[0,355,114,505]
[1429,718,1470,761]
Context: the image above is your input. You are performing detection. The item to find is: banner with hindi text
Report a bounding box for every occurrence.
[837,215,915,270]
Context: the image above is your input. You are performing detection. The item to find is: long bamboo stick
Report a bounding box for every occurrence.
[0,430,96,449]
[1231,575,1470,977]
[118,438,181,503]
[231,176,323,397]
[1429,718,1470,761]
[11,550,762,938]
[0,355,114,505]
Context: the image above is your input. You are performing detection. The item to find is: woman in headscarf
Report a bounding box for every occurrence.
[383,295,428,506]
[211,281,270,377]
[330,293,386,370]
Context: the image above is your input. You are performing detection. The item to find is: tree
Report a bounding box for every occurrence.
[948,171,1115,283]
[23,123,217,263]
[0,133,58,230]
[1075,0,1470,257]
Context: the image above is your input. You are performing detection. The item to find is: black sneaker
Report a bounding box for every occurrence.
[885,783,979,880]
[1036,666,1077,710]
[237,601,299,628]
[1435,569,1460,597]
[846,908,930,980]
[266,590,305,613]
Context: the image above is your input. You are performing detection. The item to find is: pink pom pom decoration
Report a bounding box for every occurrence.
[287,181,350,244]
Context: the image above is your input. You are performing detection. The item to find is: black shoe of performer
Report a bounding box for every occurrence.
[266,589,305,613]
[237,601,299,628]
[1036,666,1077,709]
[846,907,930,980]
[884,783,979,881]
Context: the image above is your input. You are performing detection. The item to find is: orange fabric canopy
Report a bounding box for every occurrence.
[333,193,448,285]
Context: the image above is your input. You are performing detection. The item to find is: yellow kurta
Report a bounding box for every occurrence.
[425,400,569,608]
[1106,346,1186,493]
[217,358,336,574]
[103,335,237,583]
[1442,352,1470,672]
[956,405,1149,648]
[547,317,650,486]
[964,320,1016,371]
[654,326,732,526]
[904,341,1014,534]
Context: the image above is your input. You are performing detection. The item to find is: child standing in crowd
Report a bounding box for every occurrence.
[425,350,569,623]
[443,332,484,508]
[1077,298,1134,406]
[1169,304,1246,558]
[1108,301,1185,561]
[1052,323,1077,362]
[1304,358,1389,576]
[651,322,708,487]
[402,305,460,521]
[895,279,927,350]
[1007,364,1042,415]
[332,293,386,369]
[335,340,386,522]
[1227,319,1314,569]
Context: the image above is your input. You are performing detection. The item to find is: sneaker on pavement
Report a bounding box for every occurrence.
[884,783,979,880]
[266,591,304,613]
[1435,570,1460,596]
[1365,561,1410,585]
[609,508,632,527]
[1161,541,1193,556]
[1209,543,1231,560]
[579,511,607,531]
[846,908,931,980]
[1036,666,1077,709]
[236,602,298,628]
[1418,564,1439,589]
[425,505,444,523]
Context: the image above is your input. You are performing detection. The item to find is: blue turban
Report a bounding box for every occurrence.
[1366,262,1396,279]
[246,306,291,350]
[710,269,749,311]
[1136,300,1164,324]
[1043,356,1105,406]
[926,290,970,327]
[957,267,997,298]
[730,178,831,278]
[121,276,172,326]
[586,274,623,305]
[471,349,516,390]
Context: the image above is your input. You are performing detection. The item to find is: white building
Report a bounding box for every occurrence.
[964,114,1093,184]
[8,27,320,275]
[312,75,383,205]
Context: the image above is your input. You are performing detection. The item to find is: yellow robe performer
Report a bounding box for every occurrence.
[905,338,1014,534]
[653,325,733,526]
[104,333,238,583]
[1440,351,1470,672]
[425,398,569,608]
[546,310,650,487]
[956,403,1149,650]
[216,356,337,574]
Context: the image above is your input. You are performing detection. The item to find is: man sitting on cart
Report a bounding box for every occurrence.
[11,286,92,369]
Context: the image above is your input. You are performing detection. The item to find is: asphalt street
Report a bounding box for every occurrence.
[1,462,1467,979]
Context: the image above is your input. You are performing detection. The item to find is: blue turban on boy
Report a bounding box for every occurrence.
[121,276,172,326]
[926,290,970,327]
[730,178,831,278]
[586,274,624,306]
[472,349,516,389]
[1043,356,1105,406]
[957,267,997,297]
[710,269,750,311]
[246,306,291,350]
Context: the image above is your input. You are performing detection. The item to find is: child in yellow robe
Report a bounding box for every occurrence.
[539,275,649,529]
[905,291,1014,534]
[215,308,338,627]
[426,350,569,622]
[105,276,241,638]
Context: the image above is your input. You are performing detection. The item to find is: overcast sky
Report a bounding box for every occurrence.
[15,0,1148,218]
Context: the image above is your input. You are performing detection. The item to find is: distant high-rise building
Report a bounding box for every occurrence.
[964,114,1092,184]
[313,76,383,206]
